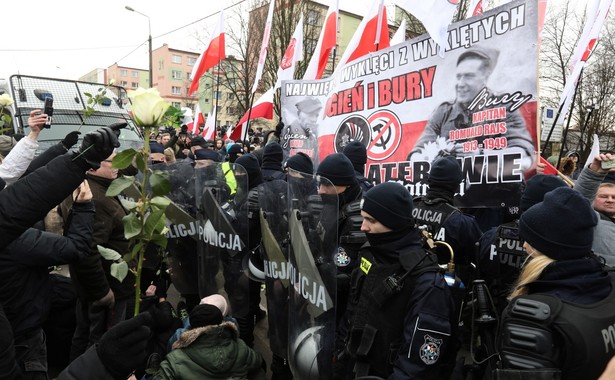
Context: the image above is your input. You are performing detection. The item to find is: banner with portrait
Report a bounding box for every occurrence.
[280,0,538,208]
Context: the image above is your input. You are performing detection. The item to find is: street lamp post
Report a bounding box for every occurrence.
[125,6,153,88]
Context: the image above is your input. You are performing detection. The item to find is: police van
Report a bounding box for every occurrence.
[0,74,143,154]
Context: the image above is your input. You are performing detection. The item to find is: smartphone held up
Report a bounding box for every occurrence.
[43,97,53,128]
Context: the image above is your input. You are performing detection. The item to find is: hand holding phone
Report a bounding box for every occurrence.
[43,97,53,128]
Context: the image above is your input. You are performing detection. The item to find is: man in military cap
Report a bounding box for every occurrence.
[408,46,534,170]
[281,97,322,166]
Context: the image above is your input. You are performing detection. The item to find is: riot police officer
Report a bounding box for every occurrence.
[497,187,615,379]
[412,156,482,285]
[315,153,366,322]
[336,182,457,379]
[342,141,373,192]
[476,174,568,316]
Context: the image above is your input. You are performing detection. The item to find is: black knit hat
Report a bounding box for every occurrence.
[520,175,567,212]
[262,142,284,169]
[190,304,223,328]
[428,156,463,185]
[285,152,313,175]
[194,148,220,162]
[361,182,414,231]
[342,141,368,172]
[235,153,263,189]
[316,153,356,186]
[519,187,597,260]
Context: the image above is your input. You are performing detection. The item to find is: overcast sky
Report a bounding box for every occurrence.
[0,0,589,81]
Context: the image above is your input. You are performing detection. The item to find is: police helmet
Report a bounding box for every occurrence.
[290,326,323,380]
[242,247,265,282]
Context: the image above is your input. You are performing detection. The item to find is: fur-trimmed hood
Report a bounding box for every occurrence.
[172,320,238,350]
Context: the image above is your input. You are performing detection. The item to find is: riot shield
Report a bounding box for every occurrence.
[258,179,290,360]
[121,161,198,295]
[194,162,248,303]
[287,174,338,380]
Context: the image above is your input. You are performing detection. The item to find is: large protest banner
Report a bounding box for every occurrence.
[281,0,538,208]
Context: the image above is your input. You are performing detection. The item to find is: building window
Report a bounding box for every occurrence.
[187,57,197,65]
[214,91,221,100]
[120,69,128,77]
[204,98,210,103]
[131,82,139,88]
[228,78,236,86]
[131,71,139,78]
[227,107,235,115]
[120,81,128,87]
[172,55,182,64]
[186,72,192,81]
[172,70,182,80]
[307,9,320,26]
[227,93,235,100]
[172,102,181,108]
[171,86,182,95]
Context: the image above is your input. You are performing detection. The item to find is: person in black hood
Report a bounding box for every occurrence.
[223,154,263,348]
[261,142,286,181]
[412,156,482,286]
[315,153,366,324]
[335,182,456,379]
[342,141,373,192]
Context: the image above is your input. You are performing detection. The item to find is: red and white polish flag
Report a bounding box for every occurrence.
[275,14,304,89]
[252,0,275,94]
[303,0,338,80]
[226,87,275,141]
[188,10,226,96]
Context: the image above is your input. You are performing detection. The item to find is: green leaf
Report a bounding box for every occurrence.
[112,149,137,169]
[149,172,171,196]
[110,262,128,282]
[150,234,168,249]
[97,245,122,261]
[144,209,165,238]
[122,213,142,239]
[125,241,144,262]
[119,197,139,211]
[84,92,92,98]
[150,196,171,209]
[106,176,135,197]
[135,152,147,172]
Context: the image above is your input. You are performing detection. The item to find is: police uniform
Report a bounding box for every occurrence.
[413,196,482,285]
[497,187,612,379]
[339,242,456,379]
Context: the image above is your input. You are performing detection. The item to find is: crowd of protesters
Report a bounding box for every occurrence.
[1,107,615,380]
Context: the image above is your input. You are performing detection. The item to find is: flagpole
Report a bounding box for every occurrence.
[556,71,583,169]
[214,63,222,135]
[541,68,582,159]
[244,91,256,141]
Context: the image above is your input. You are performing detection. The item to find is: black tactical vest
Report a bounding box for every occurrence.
[500,273,615,380]
[412,197,459,236]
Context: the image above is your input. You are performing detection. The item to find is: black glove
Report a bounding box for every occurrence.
[180,124,188,134]
[147,301,175,332]
[167,127,176,138]
[97,312,152,379]
[61,131,81,150]
[274,120,284,138]
[74,122,125,169]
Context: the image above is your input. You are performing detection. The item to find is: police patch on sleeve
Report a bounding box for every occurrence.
[334,247,351,267]
[419,335,442,365]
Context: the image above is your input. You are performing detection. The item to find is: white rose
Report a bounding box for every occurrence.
[128,87,170,127]
[0,94,14,107]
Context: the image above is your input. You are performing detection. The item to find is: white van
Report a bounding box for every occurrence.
[0,74,143,154]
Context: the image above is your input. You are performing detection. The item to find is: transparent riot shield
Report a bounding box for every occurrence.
[122,161,198,296]
[194,162,248,304]
[257,179,290,360]
[154,161,199,295]
[287,173,338,380]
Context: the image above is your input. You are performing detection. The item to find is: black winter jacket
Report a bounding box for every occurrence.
[0,202,95,338]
